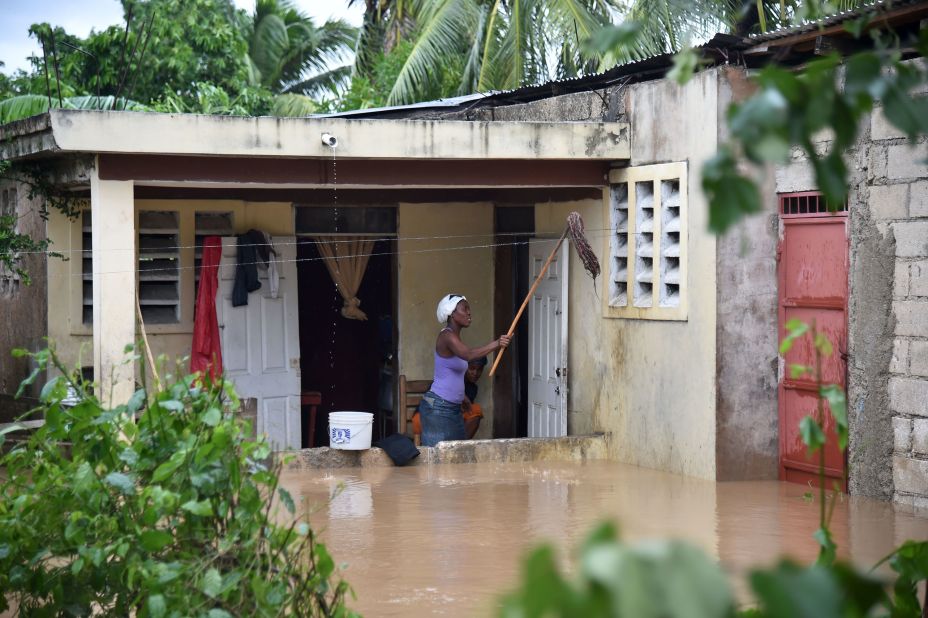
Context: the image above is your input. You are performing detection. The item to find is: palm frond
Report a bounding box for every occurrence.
[496,0,537,90]
[0,94,148,125]
[284,65,352,96]
[548,0,602,41]
[353,9,387,78]
[67,96,148,111]
[270,93,318,116]
[0,95,53,125]
[251,13,291,85]
[460,4,493,94]
[386,0,480,105]
[547,0,615,78]
[614,0,729,61]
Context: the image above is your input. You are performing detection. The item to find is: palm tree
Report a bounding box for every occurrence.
[352,0,623,106]
[245,0,357,97]
[359,0,875,107]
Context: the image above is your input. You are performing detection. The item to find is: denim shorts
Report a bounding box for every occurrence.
[419,391,466,447]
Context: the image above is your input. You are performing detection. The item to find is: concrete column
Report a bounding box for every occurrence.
[90,167,135,406]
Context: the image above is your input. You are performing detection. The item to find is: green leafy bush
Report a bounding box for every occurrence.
[0,348,357,617]
[501,522,928,618]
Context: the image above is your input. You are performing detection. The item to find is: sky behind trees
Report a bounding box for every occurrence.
[0,0,362,74]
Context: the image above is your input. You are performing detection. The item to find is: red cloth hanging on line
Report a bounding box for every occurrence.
[191,236,223,380]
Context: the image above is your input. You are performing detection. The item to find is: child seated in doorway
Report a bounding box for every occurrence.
[413,356,487,440]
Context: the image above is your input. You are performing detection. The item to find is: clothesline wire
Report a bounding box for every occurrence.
[11,224,656,256]
[44,230,630,280]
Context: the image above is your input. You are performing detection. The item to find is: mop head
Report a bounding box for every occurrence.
[567,212,601,281]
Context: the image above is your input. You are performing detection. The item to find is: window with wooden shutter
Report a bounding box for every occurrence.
[138,210,180,324]
[82,210,93,324]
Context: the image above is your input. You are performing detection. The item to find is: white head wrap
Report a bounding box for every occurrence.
[436,293,466,324]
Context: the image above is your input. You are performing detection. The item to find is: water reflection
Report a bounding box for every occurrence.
[280,460,928,617]
[329,478,373,519]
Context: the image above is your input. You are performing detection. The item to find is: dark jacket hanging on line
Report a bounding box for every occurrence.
[232,229,271,307]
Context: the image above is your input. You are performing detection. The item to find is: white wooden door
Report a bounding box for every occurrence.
[217,236,302,450]
[527,238,568,438]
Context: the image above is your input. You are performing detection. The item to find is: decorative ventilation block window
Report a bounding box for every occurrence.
[138,210,181,324]
[604,162,687,321]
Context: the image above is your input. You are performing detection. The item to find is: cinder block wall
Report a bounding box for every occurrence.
[882,111,928,506]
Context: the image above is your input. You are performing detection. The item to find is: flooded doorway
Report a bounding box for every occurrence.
[493,206,533,438]
[777,193,849,488]
[295,206,397,447]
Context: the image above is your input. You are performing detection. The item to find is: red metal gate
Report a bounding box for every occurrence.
[777,192,848,489]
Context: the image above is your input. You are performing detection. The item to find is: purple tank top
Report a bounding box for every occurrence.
[432,351,468,403]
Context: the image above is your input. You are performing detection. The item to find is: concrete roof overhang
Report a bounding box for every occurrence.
[0,110,628,201]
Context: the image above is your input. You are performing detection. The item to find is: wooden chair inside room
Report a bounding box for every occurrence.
[398,375,430,446]
[301,391,322,448]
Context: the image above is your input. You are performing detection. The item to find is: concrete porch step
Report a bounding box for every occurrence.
[279,433,611,471]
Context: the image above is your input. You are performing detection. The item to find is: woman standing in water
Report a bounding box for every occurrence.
[420,293,510,447]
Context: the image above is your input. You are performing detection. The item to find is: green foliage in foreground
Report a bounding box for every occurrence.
[0,347,356,617]
[501,522,928,618]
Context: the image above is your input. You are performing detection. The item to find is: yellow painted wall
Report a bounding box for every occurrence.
[46,205,89,370]
[47,199,294,378]
[397,202,495,438]
[536,69,720,480]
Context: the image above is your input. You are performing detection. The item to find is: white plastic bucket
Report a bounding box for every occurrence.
[328,412,374,450]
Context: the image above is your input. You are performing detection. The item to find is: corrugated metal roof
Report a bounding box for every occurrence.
[475,33,746,104]
[748,0,923,42]
[314,92,494,118]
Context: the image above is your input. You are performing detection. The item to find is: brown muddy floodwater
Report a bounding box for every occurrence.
[279,460,928,617]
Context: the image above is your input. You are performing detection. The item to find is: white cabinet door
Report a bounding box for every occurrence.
[527,239,568,438]
[217,236,301,450]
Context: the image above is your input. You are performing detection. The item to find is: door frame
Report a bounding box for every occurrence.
[292,204,399,443]
[776,192,849,489]
[527,236,570,438]
[493,205,535,438]
[217,235,302,450]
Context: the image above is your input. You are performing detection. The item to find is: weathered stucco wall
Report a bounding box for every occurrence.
[397,202,495,438]
[533,68,721,480]
[5,109,628,162]
[714,67,780,481]
[0,179,48,421]
[46,199,294,379]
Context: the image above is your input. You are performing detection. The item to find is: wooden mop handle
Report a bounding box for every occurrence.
[489,229,568,377]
